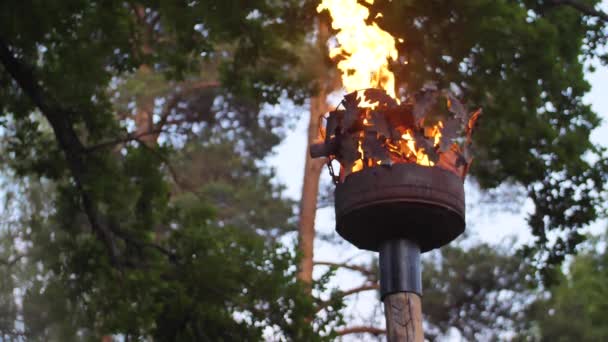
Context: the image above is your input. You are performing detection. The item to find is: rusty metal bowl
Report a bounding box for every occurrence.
[334,163,465,252]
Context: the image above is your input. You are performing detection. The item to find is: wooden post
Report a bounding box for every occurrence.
[383,292,424,342]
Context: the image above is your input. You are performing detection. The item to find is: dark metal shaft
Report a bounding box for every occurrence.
[379,239,422,298]
[380,239,423,342]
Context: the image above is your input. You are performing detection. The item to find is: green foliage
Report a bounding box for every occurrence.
[421,235,608,341]
[524,232,608,341]
[0,0,313,107]
[0,0,343,340]
[0,173,340,341]
[422,241,537,340]
[171,140,296,235]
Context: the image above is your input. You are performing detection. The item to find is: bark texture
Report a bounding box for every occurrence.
[383,292,424,342]
[134,65,158,147]
[297,89,327,285]
[297,19,330,285]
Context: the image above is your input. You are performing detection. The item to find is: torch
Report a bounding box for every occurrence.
[313,1,480,340]
[310,86,479,341]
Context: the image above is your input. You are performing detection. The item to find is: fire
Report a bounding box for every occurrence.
[352,139,364,172]
[317,0,457,176]
[399,122,442,167]
[317,0,398,99]
[401,132,428,166]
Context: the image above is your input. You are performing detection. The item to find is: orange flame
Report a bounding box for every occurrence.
[318,0,447,174]
[317,0,398,99]
[401,122,442,167]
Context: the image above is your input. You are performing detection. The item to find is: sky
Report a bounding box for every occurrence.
[266,4,608,337]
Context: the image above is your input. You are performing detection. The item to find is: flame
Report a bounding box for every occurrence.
[397,122,442,167]
[317,0,398,98]
[352,139,364,172]
[318,0,446,174]
[401,131,432,166]
[433,122,443,146]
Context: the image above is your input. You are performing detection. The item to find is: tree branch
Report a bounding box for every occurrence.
[0,35,204,270]
[314,261,376,279]
[338,283,379,298]
[155,81,220,131]
[336,326,386,336]
[89,81,221,153]
[134,137,203,198]
[547,0,608,22]
[0,254,25,268]
[0,36,120,264]
[85,128,164,153]
[0,38,191,267]
[149,12,161,28]
[109,222,178,264]
[316,283,379,313]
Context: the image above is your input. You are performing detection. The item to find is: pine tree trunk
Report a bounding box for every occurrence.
[297,94,328,285]
[133,3,157,147]
[297,19,331,287]
[134,65,157,147]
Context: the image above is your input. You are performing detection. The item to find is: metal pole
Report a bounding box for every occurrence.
[379,239,423,342]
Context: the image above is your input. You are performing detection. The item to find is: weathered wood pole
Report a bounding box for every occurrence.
[380,239,423,342]
[384,293,423,342]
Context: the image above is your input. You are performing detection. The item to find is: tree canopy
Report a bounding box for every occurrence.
[0,0,342,339]
[416,230,608,341]
[524,230,608,341]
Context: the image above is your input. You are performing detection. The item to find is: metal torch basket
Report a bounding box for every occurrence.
[335,163,465,253]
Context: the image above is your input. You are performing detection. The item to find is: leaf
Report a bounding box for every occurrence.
[447,94,467,122]
[414,131,439,164]
[455,150,467,168]
[463,144,474,164]
[466,108,482,141]
[369,110,391,139]
[461,144,474,178]
[342,92,361,132]
[325,111,340,143]
[385,106,415,136]
[362,89,398,108]
[338,134,361,171]
[413,90,438,121]
[397,140,417,162]
[439,118,462,152]
[391,127,403,142]
[438,150,461,175]
[461,143,474,179]
[426,146,439,165]
[449,149,472,179]
[362,132,391,165]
